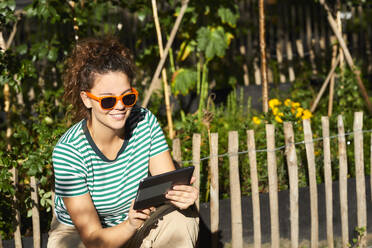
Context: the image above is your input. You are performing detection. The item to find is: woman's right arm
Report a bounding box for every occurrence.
[63,193,151,248]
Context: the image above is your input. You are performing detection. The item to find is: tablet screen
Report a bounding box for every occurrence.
[133,166,194,210]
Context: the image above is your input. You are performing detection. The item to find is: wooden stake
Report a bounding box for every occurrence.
[353,112,367,246]
[142,0,189,108]
[30,177,41,248]
[318,0,372,115]
[151,0,175,139]
[310,54,340,113]
[172,138,182,166]
[321,117,334,248]
[192,133,201,210]
[337,115,349,247]
[259,0,268,113]
[228,131,243,248]
[266,124,279,248]
[247,130,261,248]
[328,36,338,117]
[283,122,299,248]
[240,45,250,86]
[303,119,319,248]
[210,133,219,248]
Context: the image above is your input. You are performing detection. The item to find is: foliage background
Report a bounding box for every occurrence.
[0,0,371,239]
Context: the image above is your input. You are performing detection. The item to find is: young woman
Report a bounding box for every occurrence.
[47,37,199,248]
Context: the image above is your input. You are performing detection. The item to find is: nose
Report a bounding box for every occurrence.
[114,98,126,110]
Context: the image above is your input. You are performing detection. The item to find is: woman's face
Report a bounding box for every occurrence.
[81,71,133,133]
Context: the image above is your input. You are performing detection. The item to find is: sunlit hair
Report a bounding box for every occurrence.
[63,36,135,121]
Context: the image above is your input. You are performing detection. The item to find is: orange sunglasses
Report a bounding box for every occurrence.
[85,88,138,110]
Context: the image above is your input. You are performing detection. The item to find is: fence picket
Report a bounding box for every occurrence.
[30,176,40,248]
[266,124,280,248]
[321,117,334,248]
[338,115,349,247]
[247,130,261,248]
[303,119,318,248]
[192,133,201,210]
[228,131,243,248]
[12,168,22,248]
[283,122,299,248]
[210,133,219,248]
[172,138,182,166]
[353,112,367,247]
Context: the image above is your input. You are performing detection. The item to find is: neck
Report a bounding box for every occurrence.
[87,118,125,146]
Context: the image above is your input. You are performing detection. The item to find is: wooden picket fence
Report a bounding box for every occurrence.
[172,111,370,248]
[3,111,371,248]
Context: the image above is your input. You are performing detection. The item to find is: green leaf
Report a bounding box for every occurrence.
[197,26,229,60]
[172,68,197,96]
[217,7,238,28]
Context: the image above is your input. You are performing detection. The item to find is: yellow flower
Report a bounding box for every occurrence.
[272,107,279,116]
[275,116,283,123]
[302,109,313,119]
[269,99,281,109]
[278,112,284,117]
[252,116,261,125]
[296,107,304,118]
[284,99,292,107]
[291,102,300,108]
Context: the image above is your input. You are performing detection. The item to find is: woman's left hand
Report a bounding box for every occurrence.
[165,176,199,210]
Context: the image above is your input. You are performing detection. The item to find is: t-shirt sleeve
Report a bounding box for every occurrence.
[147,111,169,157]
[52,143,88,197]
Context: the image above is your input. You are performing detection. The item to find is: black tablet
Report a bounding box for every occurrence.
[133,166,195,210]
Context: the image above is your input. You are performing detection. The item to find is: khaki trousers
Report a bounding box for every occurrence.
[47,204,199,248]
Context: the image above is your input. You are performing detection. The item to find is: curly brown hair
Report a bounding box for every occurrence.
[63,36,136,122]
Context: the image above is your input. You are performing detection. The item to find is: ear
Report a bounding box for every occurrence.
[80,91,93,109]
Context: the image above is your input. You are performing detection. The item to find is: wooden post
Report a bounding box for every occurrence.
[321,117,334,248]
[253,57,262,85]
[210,133,219,248]
[142,0,189,108]
[259,0,268,112]
[310,54,340,113]
[303,119,318,248]
[266,124,279,248]
[30,177,40,248]
[305,5,317,76]
[283,122,299,248]
[337,115,349,247]
[151,0,175,139]
[318,0,372,115]
[240,45,250,86]
[172,138,182,166]
[247,130,261,248]
[371,134,372,202]
[192,133,201,210]
[353,112,367,247]
[228,131,243,248]
[328,36,338,117]
[284,5,295,82]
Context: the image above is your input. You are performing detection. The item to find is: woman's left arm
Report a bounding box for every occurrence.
[148,151,199,210]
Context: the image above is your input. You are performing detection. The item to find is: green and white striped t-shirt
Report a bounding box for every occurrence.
[52,107,169,227]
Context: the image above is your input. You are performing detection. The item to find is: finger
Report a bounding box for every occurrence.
[190,176,196,184]
[171,185,194,191]
[169,200,190,210]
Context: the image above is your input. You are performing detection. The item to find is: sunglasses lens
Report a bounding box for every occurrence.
[101,97,117,109]
[122,94,137,106]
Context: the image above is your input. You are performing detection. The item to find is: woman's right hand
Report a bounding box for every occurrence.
[127,200,153,231]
